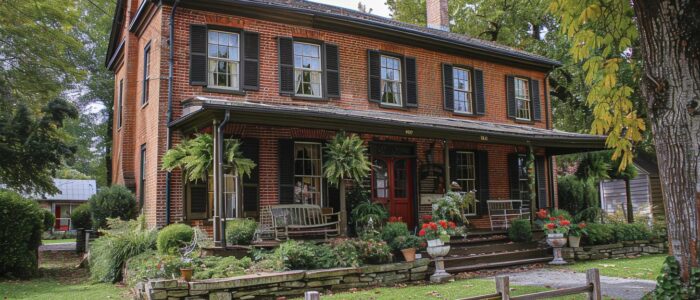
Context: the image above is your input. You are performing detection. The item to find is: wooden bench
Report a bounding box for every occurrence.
[487,200,530,230]
[268,204,341,240]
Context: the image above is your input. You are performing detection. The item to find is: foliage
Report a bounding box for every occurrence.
[583,223,615,245]
[550,209,573,220]
[381,221,411,251]
[537,210,571,234]
[390,235,422,250]
[568,222,588,237]
[70,203,92,229]
[161,134,256,182]
[418,220,457,241]
[42,231,77,240]
[557,175,600,215]
[89,185,138,229]
[323,132,372,186]
[225,219,257,245]
[0,190,44,278]
[267,240,320,270]
[611,223,651,242]
[432,192,473,225]
[352,238,393,264]
[508,219,532,242]
[124,250,183,286]
[89,216,157,283]
[41,209,55,231]
[0,98,78,195]
[550,0,644,171]
[653,256,700,299]
[351,200,389,229]
[575,207,604,223]
[192,256,252,280]
[157,224,194,255]
[346,187,371,235]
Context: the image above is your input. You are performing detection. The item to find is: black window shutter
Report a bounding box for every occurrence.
[189,25,208,86]
[506,75,516,118]
[474,69,486,115]
[475,151,490,215]
[242,32,260,91]
[508,153,520,199]
[442,64,454,111]
[322,142,340,212]
[404,57,418,107]
[368,50,381,102]
[190,185,208,214]
[278,37,295,95]
[448,150,457,185]
[240,138,259,212]
[530,79,541,121]
[535,156,547,209]
[278,139,295,204]
[324,44,340,99]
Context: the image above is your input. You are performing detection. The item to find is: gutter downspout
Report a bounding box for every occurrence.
[217,110,231,248]
[545,68,555,208]
[165,0,180,225]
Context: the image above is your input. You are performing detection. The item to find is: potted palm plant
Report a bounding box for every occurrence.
[323,132,372,236]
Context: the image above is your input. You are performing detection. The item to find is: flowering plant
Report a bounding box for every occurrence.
[420,214,433,224]
[388,216,403,223]
[543,215,571,234]
[418,220,456,242]
[568,222,588,237]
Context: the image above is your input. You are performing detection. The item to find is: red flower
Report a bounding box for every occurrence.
[430,223,438,230]
[546,223,556,230]
[422,223,429,229]
[549,217,556,221]
[418,229,426,237]
[439,220,448,229]
[536,209,548,219]
[421,215,433,222]
[448,221,456,229]
[560,220,571,226]
[578,222,587,229]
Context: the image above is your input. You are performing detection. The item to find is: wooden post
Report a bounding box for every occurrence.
[304,291,320,300]
[495,276,510,300]
[587,268,601,300]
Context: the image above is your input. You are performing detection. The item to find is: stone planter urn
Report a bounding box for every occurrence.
[546,233,568,265]
[568,235,581,248]
[426,238,452,283]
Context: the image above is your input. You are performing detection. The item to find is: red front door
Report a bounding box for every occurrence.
[372,157,414,228]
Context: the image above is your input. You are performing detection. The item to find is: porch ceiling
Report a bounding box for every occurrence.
[170,97,606,155]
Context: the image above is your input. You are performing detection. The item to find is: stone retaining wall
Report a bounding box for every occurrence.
[562,239,668,261]
[135,259,431,300]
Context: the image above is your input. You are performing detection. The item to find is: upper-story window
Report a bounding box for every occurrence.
[294,42,322,97]
[514,77,531,120]
[142,43,150,105]
[117,78,123,128]
[453,67,473,114]
[208,30,240,90]
[380,55,402,106]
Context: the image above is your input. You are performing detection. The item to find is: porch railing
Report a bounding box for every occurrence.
[487,200,530,230]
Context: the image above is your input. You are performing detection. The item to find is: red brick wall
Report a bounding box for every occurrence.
[113,4,557,227]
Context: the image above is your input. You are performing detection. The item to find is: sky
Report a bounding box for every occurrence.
[309,0,392,18]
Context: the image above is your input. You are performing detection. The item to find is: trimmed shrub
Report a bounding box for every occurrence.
[42,209,55,231]
[70,203,92,229]
[0,190,44,278]
[508,219,532,242]
[89,185,138,229]
[584,223,615,245]
[157,224,193,255]
[611,223,651,242]
[352,238,393,264]
[89,216,157,283]
[225,219,257,245]
[272,240,316,270]
[381,222,410,251]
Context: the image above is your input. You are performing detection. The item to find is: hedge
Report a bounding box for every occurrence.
[89,185,138,229]
[0,190,44,278]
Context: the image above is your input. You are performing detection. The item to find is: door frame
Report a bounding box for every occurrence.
[369,142,418,230]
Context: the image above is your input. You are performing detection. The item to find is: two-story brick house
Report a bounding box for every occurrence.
[106,0,604,242]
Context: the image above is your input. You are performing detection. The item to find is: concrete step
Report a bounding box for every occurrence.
[444,257,553,273]
[442,247,551,268]
[448,241,542,256]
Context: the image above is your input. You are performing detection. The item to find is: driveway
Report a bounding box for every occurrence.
[498,269,655,300]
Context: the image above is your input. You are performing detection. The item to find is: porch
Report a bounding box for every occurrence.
[169,97,606,245]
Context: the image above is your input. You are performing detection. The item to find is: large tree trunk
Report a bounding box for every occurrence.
[632,0,700,281]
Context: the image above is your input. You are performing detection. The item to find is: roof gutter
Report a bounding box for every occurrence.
[165,0,180,225]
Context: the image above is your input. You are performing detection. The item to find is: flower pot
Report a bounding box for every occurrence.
[568,235,581,248]
[180,268,193,282]
[401,248,416,262]
[427,239,444,247]
[426,245,451,258]
[546,233,568,265]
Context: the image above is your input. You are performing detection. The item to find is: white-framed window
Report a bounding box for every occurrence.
[517,154,529,200]
[208,30,240,90]
[380,55,402,106]
[453,67,473,113]
[207,173,239,219]
[515,77,531,120]
[454,151,476,192]
[294,142,323,206]
[142,43,150,105]
[52,203,81,231]
[294,42,322,97]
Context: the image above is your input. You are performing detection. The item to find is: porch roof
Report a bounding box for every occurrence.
[170,97,606,155]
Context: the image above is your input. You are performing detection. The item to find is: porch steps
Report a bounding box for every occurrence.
[444,257,553,273]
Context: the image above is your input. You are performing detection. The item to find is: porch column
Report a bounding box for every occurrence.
[212,119,221,246]
[443,139,451,192]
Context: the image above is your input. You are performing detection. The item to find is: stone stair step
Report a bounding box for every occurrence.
[444,257,553,273]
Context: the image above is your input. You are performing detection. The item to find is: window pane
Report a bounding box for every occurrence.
[293,42,322,97]
[293,143,323,206]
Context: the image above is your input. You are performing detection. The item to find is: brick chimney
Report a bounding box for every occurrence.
[426,0,449,31]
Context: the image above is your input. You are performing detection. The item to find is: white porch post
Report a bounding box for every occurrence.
[444,139,450,193]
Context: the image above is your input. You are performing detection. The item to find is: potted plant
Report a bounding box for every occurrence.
[391,235,421,262]
[179,259,194,282]
[419,220,456,283]
[567,222,588,248]
[541,212,571,265]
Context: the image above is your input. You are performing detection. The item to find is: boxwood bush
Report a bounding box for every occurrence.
[157,223,193,254]
[225,219,257,245]
[508,219,532,242]
[584,223,616,245]
[611,223,651,242]
[70,203,92,229]
[41,209,55,231]
[381,221,410,251]
[89,185,138,229]
[0,191,44,278]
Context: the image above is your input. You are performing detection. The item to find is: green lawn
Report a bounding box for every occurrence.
[555,254,665,280]
[318,278,590,300]
[0,251,128,300]
[42,239,75,244]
